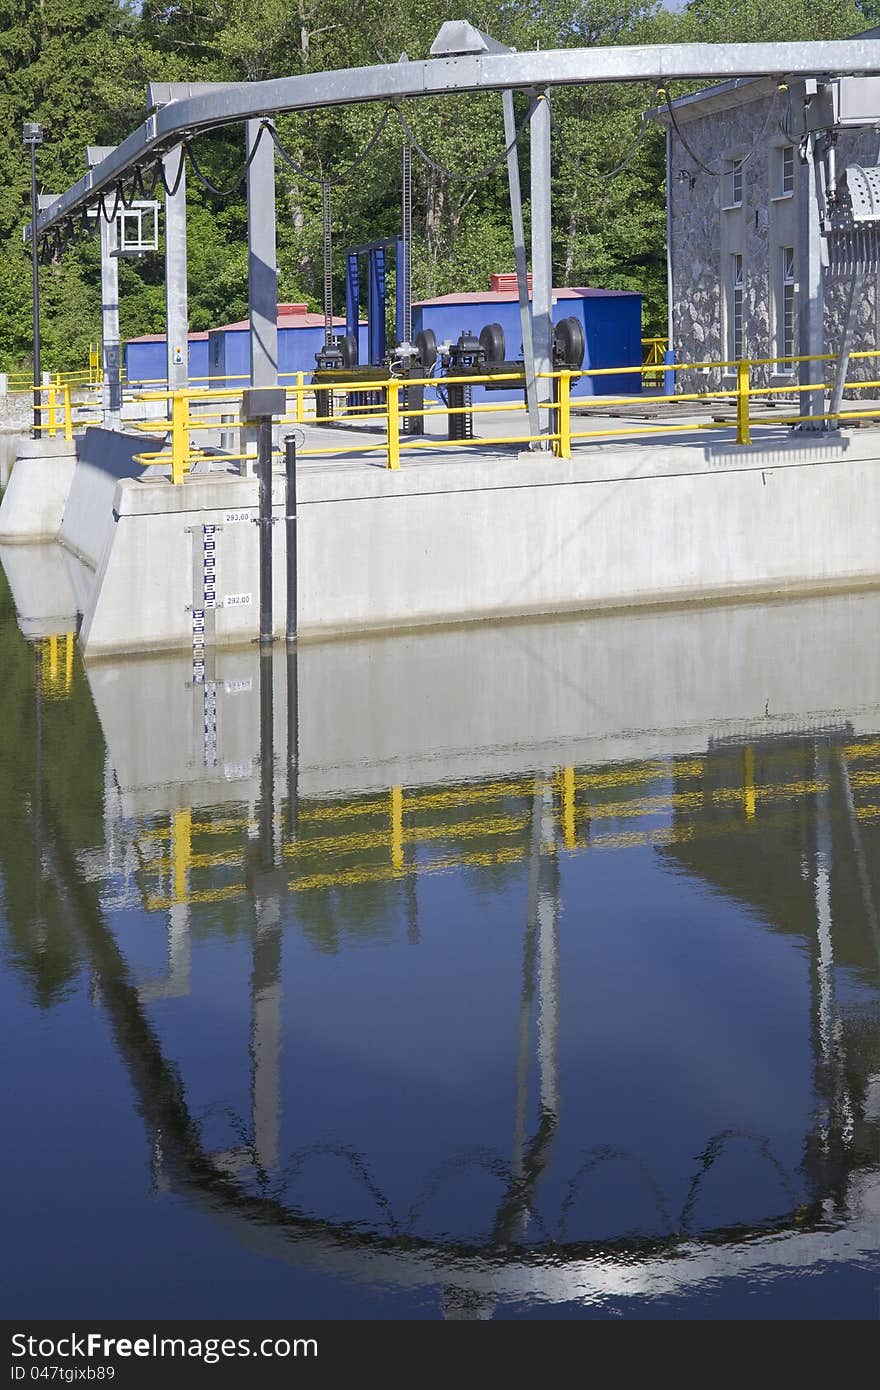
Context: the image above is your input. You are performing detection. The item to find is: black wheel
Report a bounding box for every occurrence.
[554,316,586,370]
[340,333,359,369]
[479,321,506,364]
[415,327,438,370]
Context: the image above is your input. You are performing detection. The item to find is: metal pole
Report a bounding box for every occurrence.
[529,91,554,442]
[28,140,41,438]
[503,90,540,438]
[284,435,297,644]
[257,416,274,645]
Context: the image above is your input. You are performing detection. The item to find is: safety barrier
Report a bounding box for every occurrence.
[3,350,103,395]
[641,335,668,387]
[18,347,880,476]
[22,382,101,441]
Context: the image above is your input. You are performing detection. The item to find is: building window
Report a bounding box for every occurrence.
[728,253,744,360]
[723,160,743,208]
[780,246,795,366]
[772,145,795,198]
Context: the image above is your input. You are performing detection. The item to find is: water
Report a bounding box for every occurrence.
[1,552,878,1320]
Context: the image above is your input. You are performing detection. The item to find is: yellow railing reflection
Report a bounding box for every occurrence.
[36,634,75,698]
[131,738,880,914]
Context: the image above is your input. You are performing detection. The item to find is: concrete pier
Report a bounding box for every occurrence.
[79,586,880,813]
[0,437,77,542]
[3,420,880,655]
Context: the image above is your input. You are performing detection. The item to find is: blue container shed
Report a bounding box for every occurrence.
[124,331,210,386]
[412,278,642,401]
[208,304,369,389]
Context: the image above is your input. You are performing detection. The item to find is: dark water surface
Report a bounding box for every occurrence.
[1,551,878,1319]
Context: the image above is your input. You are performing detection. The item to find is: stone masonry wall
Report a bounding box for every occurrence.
[669,92,880,399]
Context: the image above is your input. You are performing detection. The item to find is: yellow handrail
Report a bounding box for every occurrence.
[34,343,880,476]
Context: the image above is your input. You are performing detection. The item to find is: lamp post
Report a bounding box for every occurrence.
[23,122,43,439]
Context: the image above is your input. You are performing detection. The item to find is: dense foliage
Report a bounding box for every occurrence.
[0,0,873,368]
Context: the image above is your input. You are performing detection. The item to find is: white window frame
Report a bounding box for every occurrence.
[777,245,796,371]
[772,144,795,201]
[727,253,744,362]
[722,159,744,210]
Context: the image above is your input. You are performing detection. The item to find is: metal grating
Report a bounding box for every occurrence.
[827,226,880,272]
[827,166,880,270]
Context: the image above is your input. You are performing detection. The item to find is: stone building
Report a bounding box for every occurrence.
[653,33,880,396]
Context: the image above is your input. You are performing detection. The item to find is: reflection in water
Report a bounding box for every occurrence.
[1,556,879,1317]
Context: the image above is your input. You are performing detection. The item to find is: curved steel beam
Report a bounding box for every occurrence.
[31,39,880,238]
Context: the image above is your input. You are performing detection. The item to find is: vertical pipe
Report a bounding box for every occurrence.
[257,417,274,645]
[284,435,297,644]
[29,141,41,439]
[529,92,554,441]
[164,145,189,398]
[503,90,540,439]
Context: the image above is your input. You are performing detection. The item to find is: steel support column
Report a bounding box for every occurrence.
[529,92,553,443]
[247,118,278,388]
[163,145,189,395]
[797,126,827,428]
[503,91,540,438]
[99,215,122,430]
[242,119,278,476]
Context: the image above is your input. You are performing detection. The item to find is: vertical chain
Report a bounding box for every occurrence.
[401,143,412,344]
[322,181,333,346]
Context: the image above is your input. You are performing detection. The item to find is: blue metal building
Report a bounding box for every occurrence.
[124,331,210,386]
[207,304,369,389]
[413,280,643,400]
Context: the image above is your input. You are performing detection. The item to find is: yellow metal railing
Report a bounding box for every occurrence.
[20,347,880,478]
[641,336,668,387]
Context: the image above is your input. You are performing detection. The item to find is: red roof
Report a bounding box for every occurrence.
[413,286,639,306]
[212,313,351,332]
[127,330,209,343]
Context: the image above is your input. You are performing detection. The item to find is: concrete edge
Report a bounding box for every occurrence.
[79,570,880,661]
